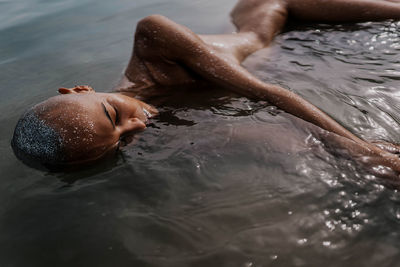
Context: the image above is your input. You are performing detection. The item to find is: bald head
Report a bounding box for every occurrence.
[12,90,150,168]
[12,107,65,166]
[11,96,100,167]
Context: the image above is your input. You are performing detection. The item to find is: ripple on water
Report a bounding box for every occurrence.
[89,21,400,266]
[3,19,400,267]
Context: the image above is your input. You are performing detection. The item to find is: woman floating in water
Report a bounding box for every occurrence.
[11,0,400,175]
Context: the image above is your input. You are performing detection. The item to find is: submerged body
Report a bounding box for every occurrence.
[11,0,400,177]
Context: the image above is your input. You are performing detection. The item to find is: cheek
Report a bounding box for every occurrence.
[120,103,139,119]
[94,126,119,144]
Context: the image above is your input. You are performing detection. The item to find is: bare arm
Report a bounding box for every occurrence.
[133,14,400,176]
[185,44,400,175]
[125,0,400,176]
[135,15,367,144]
[131,0,400,146]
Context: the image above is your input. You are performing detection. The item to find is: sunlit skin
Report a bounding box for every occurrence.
[33,0,400,176]
[38,86,157,164]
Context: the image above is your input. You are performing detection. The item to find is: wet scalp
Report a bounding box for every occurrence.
[11,108,65,166]
[11,94,109,168]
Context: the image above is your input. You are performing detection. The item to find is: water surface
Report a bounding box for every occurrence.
[1,0,400,266]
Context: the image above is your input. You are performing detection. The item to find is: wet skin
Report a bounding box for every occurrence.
[40,86,157,164]
[34,0,400,176]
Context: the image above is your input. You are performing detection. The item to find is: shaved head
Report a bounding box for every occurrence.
[12,95,105,167]
[12,91,150,168]
[12,106,65,167]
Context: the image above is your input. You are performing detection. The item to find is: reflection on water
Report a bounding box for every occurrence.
[1,0,400,266]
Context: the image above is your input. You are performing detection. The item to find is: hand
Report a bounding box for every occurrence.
[370,140,400,155]
[58,85,95,94]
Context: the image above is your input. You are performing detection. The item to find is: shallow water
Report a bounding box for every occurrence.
[1,0,400,266]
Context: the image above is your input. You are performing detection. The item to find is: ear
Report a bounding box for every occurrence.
[58,85,95,94]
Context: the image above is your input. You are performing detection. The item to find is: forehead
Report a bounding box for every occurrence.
[37,94,114,138]
[40,93,103,110]
[34,94,117,161]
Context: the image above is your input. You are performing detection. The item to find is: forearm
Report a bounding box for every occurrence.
[234,72,400,175]
[184,44,367,146]
[258,83,365,144]
[261,83,400,177]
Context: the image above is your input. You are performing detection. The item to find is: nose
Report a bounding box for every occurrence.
[119,117,146,136]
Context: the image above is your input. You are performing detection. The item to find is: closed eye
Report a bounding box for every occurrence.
[102,102,115,129]
[112,105,119,125]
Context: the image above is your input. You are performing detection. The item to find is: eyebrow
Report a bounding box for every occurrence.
[101,102,115,129]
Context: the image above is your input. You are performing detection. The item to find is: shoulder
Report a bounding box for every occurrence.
[137,14,173,29]
[135,15,203,55]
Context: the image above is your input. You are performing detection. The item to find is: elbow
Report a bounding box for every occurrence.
[136,14,170,34]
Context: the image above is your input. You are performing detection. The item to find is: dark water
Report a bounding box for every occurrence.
[1,0,400,266]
